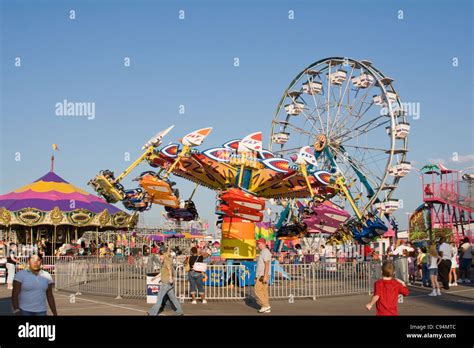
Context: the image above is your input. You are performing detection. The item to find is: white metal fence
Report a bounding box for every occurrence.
[55,260,386,301]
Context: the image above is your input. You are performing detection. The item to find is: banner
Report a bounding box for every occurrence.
[220,238,256,259]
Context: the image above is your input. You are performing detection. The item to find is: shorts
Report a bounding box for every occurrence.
[429,268,438,277]
[451,261,458,269]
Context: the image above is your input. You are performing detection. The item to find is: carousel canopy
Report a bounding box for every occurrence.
[0,171,133,229]
[0,171,121,214]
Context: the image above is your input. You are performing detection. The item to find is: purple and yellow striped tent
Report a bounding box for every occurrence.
[0,171,132,244]
[0,171,121,214]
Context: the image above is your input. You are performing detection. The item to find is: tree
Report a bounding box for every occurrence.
[409,229,428,242]
[432,228,453,241]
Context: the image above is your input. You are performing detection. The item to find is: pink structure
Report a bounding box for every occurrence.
[421,164,473,243]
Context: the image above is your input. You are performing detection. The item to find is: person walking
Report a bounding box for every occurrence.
[365,261,409,316]
[148,248,183,316]
[254,238,271,314]
[448,241,458,287]
[6,243,19,290]
[419,247,431,287]
[11,254,57,316]
[438,237,452,290]
[185,247,207,304]
[428,244,442,296]
[458,237,472,284]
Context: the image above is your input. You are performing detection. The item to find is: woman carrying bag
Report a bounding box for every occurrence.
[6,243,19,290]
[185,247,207,304]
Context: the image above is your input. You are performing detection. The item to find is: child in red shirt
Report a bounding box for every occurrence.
[366,261,409,316]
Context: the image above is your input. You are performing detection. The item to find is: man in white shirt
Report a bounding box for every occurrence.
[254,238,271,313]
[392,241,414,256]
[438,237,452,290]
[11,254,57,316]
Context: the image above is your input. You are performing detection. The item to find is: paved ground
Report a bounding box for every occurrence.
[1,281,473,316]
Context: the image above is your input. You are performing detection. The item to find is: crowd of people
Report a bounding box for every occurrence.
[1,234,472,316]
[403,237,473,296]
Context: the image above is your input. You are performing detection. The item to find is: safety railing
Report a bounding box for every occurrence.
[55,260,386,301]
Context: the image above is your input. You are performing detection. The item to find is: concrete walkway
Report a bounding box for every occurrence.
[1,282,473,316]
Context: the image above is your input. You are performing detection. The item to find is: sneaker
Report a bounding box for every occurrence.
[258,306,271,313]
[428,290,437,296]
[191,300,197,304]
[465,279,471,284]
[457,279,464,284]
[452,282,458,286]
[436,288,441,296]
[202,300,207,304]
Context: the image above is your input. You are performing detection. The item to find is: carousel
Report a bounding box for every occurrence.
[0,169,136,253]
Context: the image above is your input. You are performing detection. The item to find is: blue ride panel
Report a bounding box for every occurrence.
[204,269,226,287]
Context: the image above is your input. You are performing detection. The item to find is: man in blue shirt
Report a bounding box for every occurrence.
[11,254,58,316]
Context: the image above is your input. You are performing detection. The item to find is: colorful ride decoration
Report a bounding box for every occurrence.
[409,163,474,243]
[254,222,276,242]
[146,129,338,258]
[0,171,134,246]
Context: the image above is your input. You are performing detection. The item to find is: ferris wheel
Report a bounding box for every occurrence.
[269,57,411,218]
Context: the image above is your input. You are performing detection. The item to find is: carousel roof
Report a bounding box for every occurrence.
[0,171,121,214]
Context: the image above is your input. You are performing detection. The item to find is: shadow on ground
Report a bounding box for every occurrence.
[244,296,260,310]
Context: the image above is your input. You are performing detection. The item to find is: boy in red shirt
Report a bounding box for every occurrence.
[366,261,409,316]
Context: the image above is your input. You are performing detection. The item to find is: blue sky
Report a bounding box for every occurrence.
[1,0,472,231]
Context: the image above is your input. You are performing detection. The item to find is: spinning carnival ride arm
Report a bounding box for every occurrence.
[114,146,155,184]
[237,152,246,189]
[322,146,364,221]
[273,202,292,252]
[162,145,190,179]
[299,163,314,198]
[338,145,377,205]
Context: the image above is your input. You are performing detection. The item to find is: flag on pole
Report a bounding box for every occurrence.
[52,144,59,151]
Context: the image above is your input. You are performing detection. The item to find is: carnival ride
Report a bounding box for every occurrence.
[410,164,474,243]
[269,57,410,245]
[88,57,410,259]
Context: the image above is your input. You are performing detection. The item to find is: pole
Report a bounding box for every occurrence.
[188,183,199,201]
[238,152,246,188]
[427,203,433,242]
[53,225,57,256]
